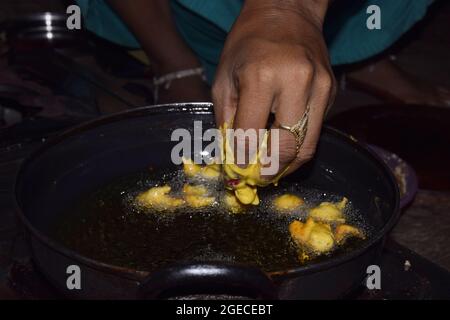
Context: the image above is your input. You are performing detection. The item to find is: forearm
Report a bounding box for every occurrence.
[107,0,201,74]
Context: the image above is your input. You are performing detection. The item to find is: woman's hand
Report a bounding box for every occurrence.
[213,0,336,178]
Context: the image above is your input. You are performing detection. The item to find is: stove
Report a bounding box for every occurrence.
[1,12,153,143]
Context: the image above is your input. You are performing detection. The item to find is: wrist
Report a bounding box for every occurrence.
[243,0,330,26]
[152,66,207,103]
[155,61,201,76]
[150,52,203,76]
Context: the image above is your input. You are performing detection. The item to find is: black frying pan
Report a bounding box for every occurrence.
[14,103,400,299]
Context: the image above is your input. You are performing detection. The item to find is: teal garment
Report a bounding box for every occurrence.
[76,0,433,83]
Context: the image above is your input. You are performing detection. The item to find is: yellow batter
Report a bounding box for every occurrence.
[221,123,287,206]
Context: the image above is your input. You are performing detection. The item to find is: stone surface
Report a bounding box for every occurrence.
[392,191,450,271]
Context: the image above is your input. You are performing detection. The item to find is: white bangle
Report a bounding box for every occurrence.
[152,67,207,103]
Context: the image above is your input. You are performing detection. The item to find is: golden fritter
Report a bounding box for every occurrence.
[223,191,247,214]
[136,185,184,211]
[335,224,365,244]
[182,158,221,179]
[308,197,348,224]
[289,218,335,253]
[273,194,305,212]
[182,184,215,208]
[182,184,209,196]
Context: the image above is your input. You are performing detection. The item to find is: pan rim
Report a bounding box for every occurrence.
[13,102,400,283]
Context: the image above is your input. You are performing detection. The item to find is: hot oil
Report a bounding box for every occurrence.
[51,169,370,273]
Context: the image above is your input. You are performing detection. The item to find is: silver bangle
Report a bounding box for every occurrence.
[152,67,207,103]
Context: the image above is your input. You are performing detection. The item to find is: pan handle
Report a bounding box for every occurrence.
[138,262,277,299]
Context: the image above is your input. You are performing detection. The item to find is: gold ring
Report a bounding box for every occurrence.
[275,105,310,155]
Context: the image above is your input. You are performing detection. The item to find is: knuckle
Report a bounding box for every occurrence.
[318,71,333,89]
[286,58,314,83]
[313,63,333,85]
[298,60,315,77]
[244,62,277,84]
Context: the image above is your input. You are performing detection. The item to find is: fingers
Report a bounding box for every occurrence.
[215,63,279,165]
[233,63,276,131]
[213,53,335,178]
[235,71,278,165]
[212,74,237,127]
[282,65,335,176]
[269,58,315,175]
